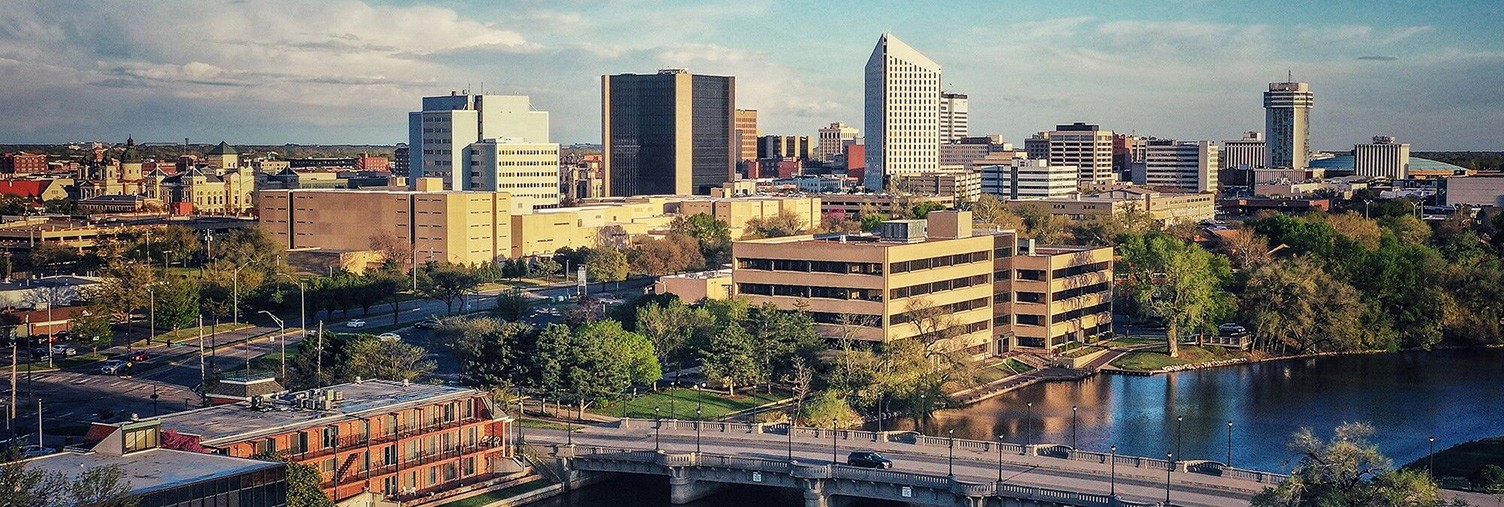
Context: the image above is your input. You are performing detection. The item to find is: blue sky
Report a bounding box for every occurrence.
[0,0,1500,150]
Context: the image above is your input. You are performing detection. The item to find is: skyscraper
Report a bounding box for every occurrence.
[1264,80,1314,169]
[407,92,551,192]
[864,33,942,191]
[1354,136,1410,180]
[939,92,969,143]
[602,69,736,196]
[734,109,760,174]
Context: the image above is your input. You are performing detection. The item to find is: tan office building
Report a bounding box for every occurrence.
[732,211,1113,356]
[819,193,955,220]
[1001,188,1215,227]
[893,169,981,204]
[257,184,512,266]
[675,196,823,238]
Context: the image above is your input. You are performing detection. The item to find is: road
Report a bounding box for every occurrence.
[524,424,1266,507]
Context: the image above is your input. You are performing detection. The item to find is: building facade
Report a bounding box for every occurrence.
[1029,123,1116,188]
[939,92,969,143]
[864,33,942,191]
[758,135,811,161]
[470,139,561,213]
[407,93,550,191]
[980,159,1078,199]
[817,122,860,162]
[257,185,513,266]
[1353,136,1411,180]
[893,169,981,204]
[1140,139,1219,193]
[152,380,515,506]
[1,152,47,175]
[1264,81,1314,169]
[602,69,736,196]
[734,109,760,175]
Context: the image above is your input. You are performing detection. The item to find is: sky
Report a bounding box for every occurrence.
[0,0,1500,150]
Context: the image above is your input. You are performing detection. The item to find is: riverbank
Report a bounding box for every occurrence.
[1103,344,1504,375]
[1405,436,1504,493]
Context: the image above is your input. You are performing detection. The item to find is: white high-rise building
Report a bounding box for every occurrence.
[1354,136,1411,180]
[939,92,969,143]
[1141,140,1219,193]
[816,122,860,162]
[864,33,942,191]
[470,138,561,213]
[1264,81,1314,169]
[980,159,1078,199]
[408,93,550,191]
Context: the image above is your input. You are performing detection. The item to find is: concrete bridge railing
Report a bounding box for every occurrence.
[566,448,1167,507]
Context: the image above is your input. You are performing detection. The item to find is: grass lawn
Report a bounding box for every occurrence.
[598,387,786,420]
[518,419,585,432]
[1102,336,1165,348]
[1004,358,1035,374]
[1111,344,1242,371]
[247,351,286,372]
[1404,436,1504,487]
[970,362,1018,384]
[439,478,554,507]
[52,352,106,370]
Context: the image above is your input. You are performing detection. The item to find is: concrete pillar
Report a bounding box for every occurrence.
[668,476,731,504]
[803,479,828,507]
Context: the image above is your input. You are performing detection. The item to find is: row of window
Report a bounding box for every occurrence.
[1054,282,1111,301]
[738,283,883,302]
[890,274,989,299]
[737,258,884,275]
[891,297,990,325]
[889,250,989,273]
[1053,261,1110,279]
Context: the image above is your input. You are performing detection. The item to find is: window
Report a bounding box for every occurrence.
[323,426,340,449]
[123,426,158,454]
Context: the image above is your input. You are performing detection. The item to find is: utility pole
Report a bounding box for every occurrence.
[316,321,324,379]
[9,341,15,434]
[198,315,205,406]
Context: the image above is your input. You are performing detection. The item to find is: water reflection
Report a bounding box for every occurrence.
[875,349,1504,471]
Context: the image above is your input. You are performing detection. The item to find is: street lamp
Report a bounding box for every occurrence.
[1227,420,1234,467]
[695,407,702,454]
[830,418,837,464]
[1175,415,1183,459]
[1025,402,1033,452]
[695,383,704,420]
[918,393,927,434]
[1071,405,1078,448]
[654,406,661,451]
[1110,445,1118,497]
[1429,436,1436,478]
[257,311,285,380]
[231,262,257,324]
[566,400,573,447]
[787,419,794,462]
[1166,452,1174,506]
[997,434,1005,482]
[516,399,525,448]
[279,273,306,341]
[947,429,955,476]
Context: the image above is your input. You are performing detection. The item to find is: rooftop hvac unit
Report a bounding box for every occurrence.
[878,220,927,243]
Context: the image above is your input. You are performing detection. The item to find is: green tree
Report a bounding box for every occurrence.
[256,454,334,507]
[669,213,732,265]
[1119,234,1230,357]
[72,307,114,351]
[494,290,531,321]
[909,201,946,219]
[1252,422,1461,507]
[699,322,761,395]
[0,461,138,507]
[444,317,534,388]
[584,247,629,283]
[1243,258,1378,354]
[798,390,863,427]
[744,303,822,393]
[532,257,562,279]
[417,262,484,315]
[345,335,435,383]
[742,209,808,239]
[154,277,201,331]
[970,193,1028,233]
[1013,203,1075,244]
[43,198,77,215]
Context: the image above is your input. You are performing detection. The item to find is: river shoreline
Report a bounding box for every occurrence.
[1102,343,1504,376]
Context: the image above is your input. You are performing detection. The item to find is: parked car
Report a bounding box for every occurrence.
[846,451,893,469]
[413,319,440,330]
[130,351,151,362]
[1219,323,1247,335]
[377,333,402,341]
[345,319,367,328]
[49,344,77,357]
[99,360,129,375]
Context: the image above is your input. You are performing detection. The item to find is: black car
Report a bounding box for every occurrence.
[846,451,893,469]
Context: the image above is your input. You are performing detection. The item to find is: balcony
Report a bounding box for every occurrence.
[325,438,507,488]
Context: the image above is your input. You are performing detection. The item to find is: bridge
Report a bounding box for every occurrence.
[522,419,1286,507]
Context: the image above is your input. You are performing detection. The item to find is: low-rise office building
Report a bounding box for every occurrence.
[818,193,955,220]
[731,211,1112,355]
[148,379,516,506]
[1001,188,1215,227]
[980,159,1078,199]
[893,169,981,204]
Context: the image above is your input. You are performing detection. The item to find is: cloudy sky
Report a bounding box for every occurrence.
[1,0,1500,150]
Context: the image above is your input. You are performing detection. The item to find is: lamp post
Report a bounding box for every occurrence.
[1071,405,1078,448]
[1226,420,1234,467]
[1110,445,1118,497]
[918,393,926,434]
[257,311,285,380]
[1166,452,1174,506]
[997,434,1005,482]
[517,400,525,448]
[695,407,702,454]
[279,274,305,342]
[231,262,256,324]
[147,285,156,345]
[654,406,661,451]
[566,399,573,447]
[1175,415,1183,459]
[787,419,794,462]
[830,418,837,464]
[1429,436,1436,478]
[947,429,955,477]
[1025,402,1033,452]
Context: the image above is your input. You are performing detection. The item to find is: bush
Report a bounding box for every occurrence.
[752,410,788,424]
[798,390,862,428]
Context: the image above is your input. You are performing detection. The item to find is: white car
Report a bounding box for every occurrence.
[345,319,367,328]
[99,360,128,375]
[50,344,77,357]
[377,333,401,341]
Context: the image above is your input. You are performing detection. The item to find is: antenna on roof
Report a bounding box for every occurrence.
[1287,69,1293,82]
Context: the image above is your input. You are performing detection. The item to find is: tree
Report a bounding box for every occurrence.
[444,317,534,388]
[1318,211,1384,250]
[909,201,946,219]
[1072,203,1155,246]
[1243,258,1377,354]
[627,235,704,276]
[798,390,863,427]
[742,209,808,239]
[1013,203,1075,244]
[745,303,822,393]
[1252,422,1461,507]
[368,232,412,270]
[153,276,201,330]
[670,213,732,265]
[584,247,629,283]
[532,257,562,279]
[43,198,77,215]
[699,322,761,395]
[0,461,138,507]
[417,262,484,315]
[531,321,658,409]
[1219,226,1273,269]
[0,195,31,216]
[1119,234,1229,357]
[27,242,78,274]
[72,308,114,351]
[494,290,531,321]
[970,194,1028,233]
[345,335,436,383]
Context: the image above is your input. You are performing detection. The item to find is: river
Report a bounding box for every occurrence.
[537,348,1504,505]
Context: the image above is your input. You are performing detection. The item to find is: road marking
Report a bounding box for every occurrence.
[71,378,88,384]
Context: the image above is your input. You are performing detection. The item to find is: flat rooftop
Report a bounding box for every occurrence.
[23,447,280,496]
[156,379,480,446]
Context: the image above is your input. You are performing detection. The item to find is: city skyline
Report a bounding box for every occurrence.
[0,0,1500,150]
